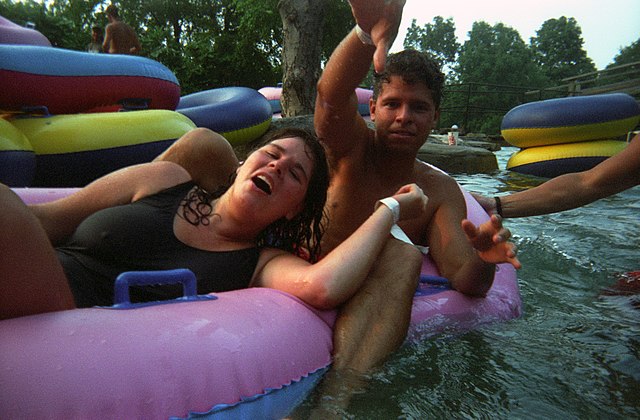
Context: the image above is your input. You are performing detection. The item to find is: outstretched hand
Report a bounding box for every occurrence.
[461,215,521,269]
[348,0,406,72]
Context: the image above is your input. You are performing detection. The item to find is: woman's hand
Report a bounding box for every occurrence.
[461,215,521,269]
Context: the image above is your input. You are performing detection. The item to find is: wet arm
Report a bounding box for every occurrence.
[254,185,427,309]
[427,194,496,297]
[314,26,374,153]
[425,172,522,296]
[499,134,640,218]
[29,162,190,245]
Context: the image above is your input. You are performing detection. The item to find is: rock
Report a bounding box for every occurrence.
[417,143,498,173]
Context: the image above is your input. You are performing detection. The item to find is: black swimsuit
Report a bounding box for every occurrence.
[56,182,259,307]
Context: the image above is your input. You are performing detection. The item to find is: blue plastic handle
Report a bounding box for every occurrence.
[419,274,450,285]
[415,274,451,296]
[112,268,216,309]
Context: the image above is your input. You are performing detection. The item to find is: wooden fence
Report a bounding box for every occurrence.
[439,60,640,133]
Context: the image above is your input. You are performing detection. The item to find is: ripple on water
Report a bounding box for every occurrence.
[299,149,640,419]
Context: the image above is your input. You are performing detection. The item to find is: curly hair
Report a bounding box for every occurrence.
[179,127,329,263]
[372,49,445,109]
[255,127,329,263]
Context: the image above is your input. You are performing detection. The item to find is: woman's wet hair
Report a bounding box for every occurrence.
[179,127,330,262]
[372,49,445,109]
[255,127,329,262]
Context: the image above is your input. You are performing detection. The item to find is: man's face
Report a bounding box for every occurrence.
[370,75,440,153]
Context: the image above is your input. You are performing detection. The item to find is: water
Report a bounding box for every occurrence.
[298,147,640,419]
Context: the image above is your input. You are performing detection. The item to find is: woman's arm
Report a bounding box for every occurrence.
[252,184,428,309]
[29,161,191,245]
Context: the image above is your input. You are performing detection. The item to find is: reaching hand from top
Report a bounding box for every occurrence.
[348,0,406,72]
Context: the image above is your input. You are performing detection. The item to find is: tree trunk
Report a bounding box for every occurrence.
[278,0,326,117]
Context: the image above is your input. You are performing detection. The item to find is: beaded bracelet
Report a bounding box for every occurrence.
[494,196,503,217]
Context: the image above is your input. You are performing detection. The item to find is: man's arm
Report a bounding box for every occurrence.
[101,25,112,52]
[484,134,640,218]
[314,0,406,156]
[423,173,519,296]
[128,27,141,54]
[314,27,374,156]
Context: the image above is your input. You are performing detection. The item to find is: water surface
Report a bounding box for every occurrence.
[298,146,640,419]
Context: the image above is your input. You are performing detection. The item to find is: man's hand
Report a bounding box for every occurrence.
[461,215,521,269]
[348,0,406,72]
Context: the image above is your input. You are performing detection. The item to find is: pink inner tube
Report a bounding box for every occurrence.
[0,15,51,46]
[1,182,520,417]
[258,86,374,118]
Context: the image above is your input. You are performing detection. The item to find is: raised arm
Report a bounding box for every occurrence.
[252,184,428,309]
[29,161,190,245]
[480,134,640,218]
[347,0,405,73]
[314,0,406,155]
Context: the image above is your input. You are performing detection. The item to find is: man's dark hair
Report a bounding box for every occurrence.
[105,5,119,18]
[372,49,445,109]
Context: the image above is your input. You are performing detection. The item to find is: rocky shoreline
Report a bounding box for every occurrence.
[241,115,505,174]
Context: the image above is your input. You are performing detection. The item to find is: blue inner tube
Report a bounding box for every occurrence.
[177,87,272,134]
[501,93,640,130]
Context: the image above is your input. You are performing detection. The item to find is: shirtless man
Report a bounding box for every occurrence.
[314,0,520,373]
[156,0,520,375]
[102,5,141,55]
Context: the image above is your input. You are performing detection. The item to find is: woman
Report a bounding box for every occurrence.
[1,127,437,319]
[87,26,103,53]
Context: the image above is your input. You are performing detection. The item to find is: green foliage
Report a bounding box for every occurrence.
[403,16,459,73]
[447,21,547,133]
[2,1,634,133]
[400,15,610,134]
[321,0,353,64]
[531,16,596,81]
[610,38,640,67]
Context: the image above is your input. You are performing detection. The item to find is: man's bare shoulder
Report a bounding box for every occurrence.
[414,160,457,187]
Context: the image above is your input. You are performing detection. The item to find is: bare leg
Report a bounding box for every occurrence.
[0,185,74,320]
[293,239,422,418]
[332,238,422,372]
[154,128,239,193]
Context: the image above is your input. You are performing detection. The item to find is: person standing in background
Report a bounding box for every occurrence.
[102,4,141,55]
[87,26,103,53]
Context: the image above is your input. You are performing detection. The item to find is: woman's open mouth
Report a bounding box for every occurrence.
[252,175,272,195]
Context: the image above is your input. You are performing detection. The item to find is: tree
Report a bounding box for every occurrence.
[403,16,459,75]
[452,21,546,133]
[277,0,326,116]
[609,38,640,67]
[530,16,596,81]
